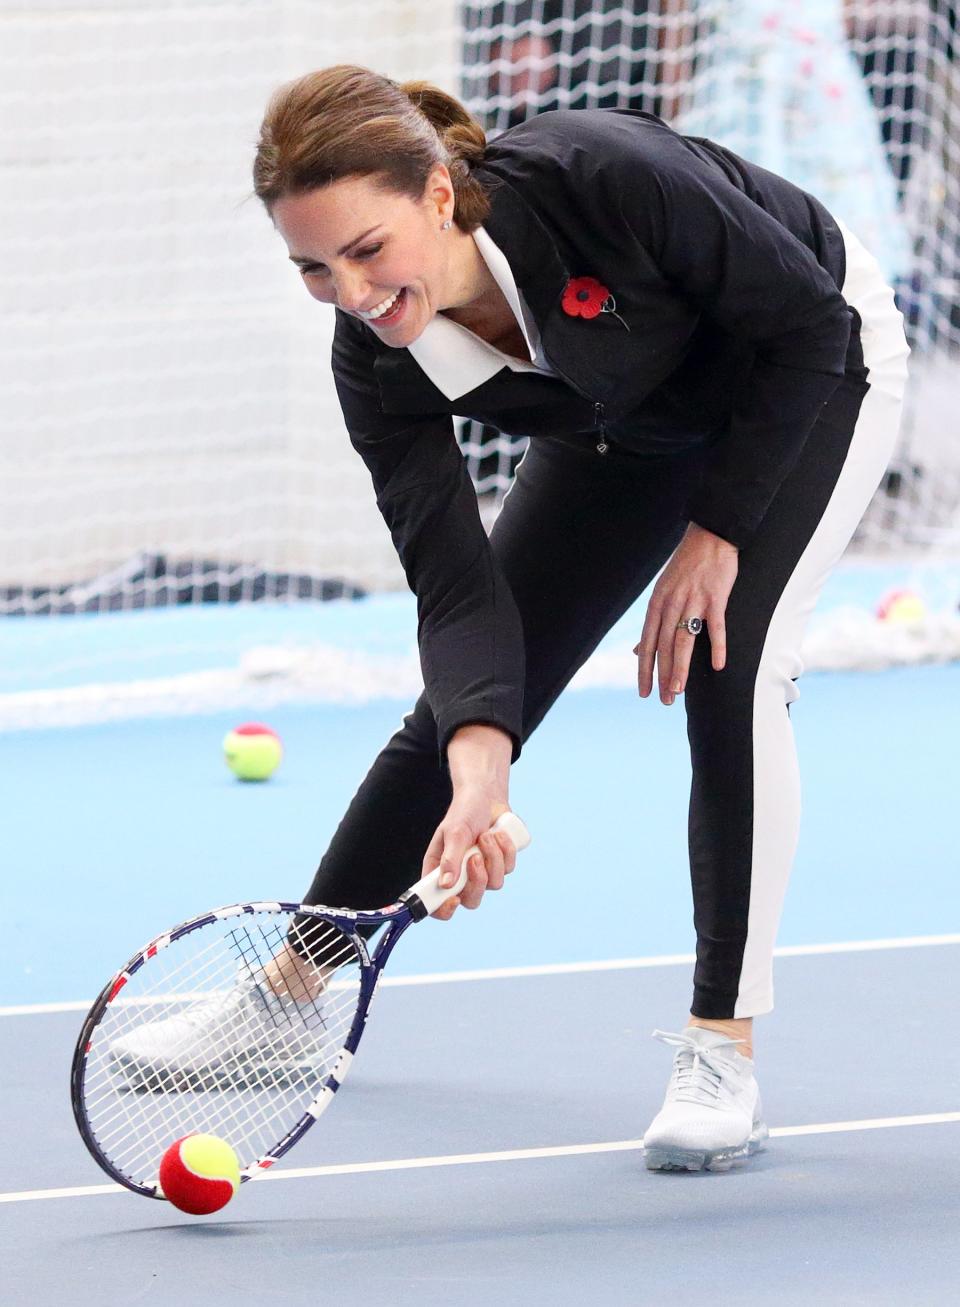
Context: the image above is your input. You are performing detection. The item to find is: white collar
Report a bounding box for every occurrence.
[407,226,549,401]
[473,226,541,361]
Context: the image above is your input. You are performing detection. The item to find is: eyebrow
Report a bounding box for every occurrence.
[288,227,382,265]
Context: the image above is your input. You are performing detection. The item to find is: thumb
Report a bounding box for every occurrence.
[438,826,480,890]
[438,845,473,890]
[421,824,445,877]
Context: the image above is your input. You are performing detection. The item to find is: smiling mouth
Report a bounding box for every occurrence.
[358,287,407,325]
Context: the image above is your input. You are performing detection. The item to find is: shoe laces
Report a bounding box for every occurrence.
[161,966,327,1061]
[652,1028,745,1105]
[170,972,261,1031]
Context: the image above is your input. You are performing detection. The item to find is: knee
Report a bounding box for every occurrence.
[685,637,802,733]
[758,645,804,708]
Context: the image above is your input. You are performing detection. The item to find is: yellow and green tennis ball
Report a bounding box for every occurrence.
[158,1133,241,1215]
[223,721,282,781]
[876,588,927,625]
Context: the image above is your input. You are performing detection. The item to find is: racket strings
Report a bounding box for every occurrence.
[89,935,357,1097]
[88,958,360,1179]
[82,931,279,1106]
[85,972,361,1142]
[89,982,363,1155]
[80,911,364,1186]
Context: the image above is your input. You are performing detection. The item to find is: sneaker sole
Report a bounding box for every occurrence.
[108,1050,327,1093]
[644,1123,769,1173]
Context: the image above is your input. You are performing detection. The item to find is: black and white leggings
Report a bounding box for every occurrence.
[300,223,909,1020]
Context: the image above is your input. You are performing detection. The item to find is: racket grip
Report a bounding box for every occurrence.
[410,812,531,918]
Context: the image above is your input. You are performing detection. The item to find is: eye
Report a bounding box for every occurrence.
[297,242,382,276]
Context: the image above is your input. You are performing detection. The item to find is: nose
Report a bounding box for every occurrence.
[332,268,372,313]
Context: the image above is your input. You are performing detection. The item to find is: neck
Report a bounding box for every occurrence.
[441,228,497,314]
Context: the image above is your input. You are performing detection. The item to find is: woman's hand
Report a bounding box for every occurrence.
[424,724,516,921]
[635,523,739,704]
[422,787,518,921]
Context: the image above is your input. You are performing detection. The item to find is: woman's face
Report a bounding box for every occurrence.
[272,167,465,349]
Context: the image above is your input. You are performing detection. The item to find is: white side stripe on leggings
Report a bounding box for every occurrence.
[735,222,912,1018]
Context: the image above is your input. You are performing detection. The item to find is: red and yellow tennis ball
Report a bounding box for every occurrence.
[158,1133,241,1214]
[223,722,282,781]
[876,588,927,625]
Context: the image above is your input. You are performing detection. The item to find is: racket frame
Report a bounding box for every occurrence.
[71,893,424,1199]
[71,810,529,1200]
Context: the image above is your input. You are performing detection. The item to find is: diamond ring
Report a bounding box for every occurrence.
[676,617,703,635]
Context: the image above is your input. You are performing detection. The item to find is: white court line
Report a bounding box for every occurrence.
[2,1112,958,1205]
[3,932,958,1018]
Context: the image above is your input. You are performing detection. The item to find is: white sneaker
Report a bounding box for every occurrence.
[108,972,329,1091]
[642,1026,769,1172]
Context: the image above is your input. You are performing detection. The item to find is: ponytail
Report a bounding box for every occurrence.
[254,66,491,231]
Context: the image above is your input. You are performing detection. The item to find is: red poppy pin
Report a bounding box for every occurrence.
[561,276,629,329]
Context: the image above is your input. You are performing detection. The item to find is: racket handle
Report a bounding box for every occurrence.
[410,812,531,918]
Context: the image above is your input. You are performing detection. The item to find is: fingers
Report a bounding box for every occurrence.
[636,605,725,704]
[436,822,471,885]
[637,598,687,705]
[458,848,490,910]
[458,828,513,909]
[482,829,516,889]
[655,603,686,703]
[425,819,468,920]
[495,828,518,876]
[635,602,661,698]
[669,604,728,691]
[429,822,517,920]
[636,597,696,704]
[670,621,699,699]
[707,603,727,671]
[634,527,737,700]
[431,895,461,922]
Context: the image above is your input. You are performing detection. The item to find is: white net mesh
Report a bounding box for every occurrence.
[460,1,960,552]
[1,1,461,612]
[2,1,957,665]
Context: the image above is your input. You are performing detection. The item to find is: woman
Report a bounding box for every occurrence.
[251,65,908,1171]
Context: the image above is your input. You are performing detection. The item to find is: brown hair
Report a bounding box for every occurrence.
[253,65,491,231]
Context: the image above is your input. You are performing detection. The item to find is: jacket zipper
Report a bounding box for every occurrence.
[539,332,609,455]
[594,402,608,455]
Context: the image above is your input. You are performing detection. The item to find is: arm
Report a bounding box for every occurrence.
[332,311,526,763]
[425,722,517,921]
[554,117,852,695]
[608,128,853,547]
[333,314,523,912]
[615,131,850,694]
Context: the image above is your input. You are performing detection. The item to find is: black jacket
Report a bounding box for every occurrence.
[332,109,861,760]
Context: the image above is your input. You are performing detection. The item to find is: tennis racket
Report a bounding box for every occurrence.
[71,811,530,1200]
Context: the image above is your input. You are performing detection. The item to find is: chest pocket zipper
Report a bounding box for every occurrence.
[538,341,609,455]
[594,402,609,455]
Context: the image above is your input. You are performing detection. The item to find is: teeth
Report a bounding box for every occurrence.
[360,290,402,320]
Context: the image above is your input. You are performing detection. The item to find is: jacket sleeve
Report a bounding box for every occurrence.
[601,125,853,547]
[332,311,525,761]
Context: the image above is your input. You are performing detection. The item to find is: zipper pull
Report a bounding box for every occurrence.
[595,402,608,455]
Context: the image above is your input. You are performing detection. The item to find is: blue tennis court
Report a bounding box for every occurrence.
[5,5,960,1301]
[2,572,958,1305]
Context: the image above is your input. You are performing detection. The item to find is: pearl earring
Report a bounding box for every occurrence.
[441,219,452,230]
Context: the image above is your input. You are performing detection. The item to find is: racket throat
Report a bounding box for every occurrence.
[398,888,431,922]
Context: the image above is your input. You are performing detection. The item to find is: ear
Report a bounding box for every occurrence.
[423,163,455,224]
